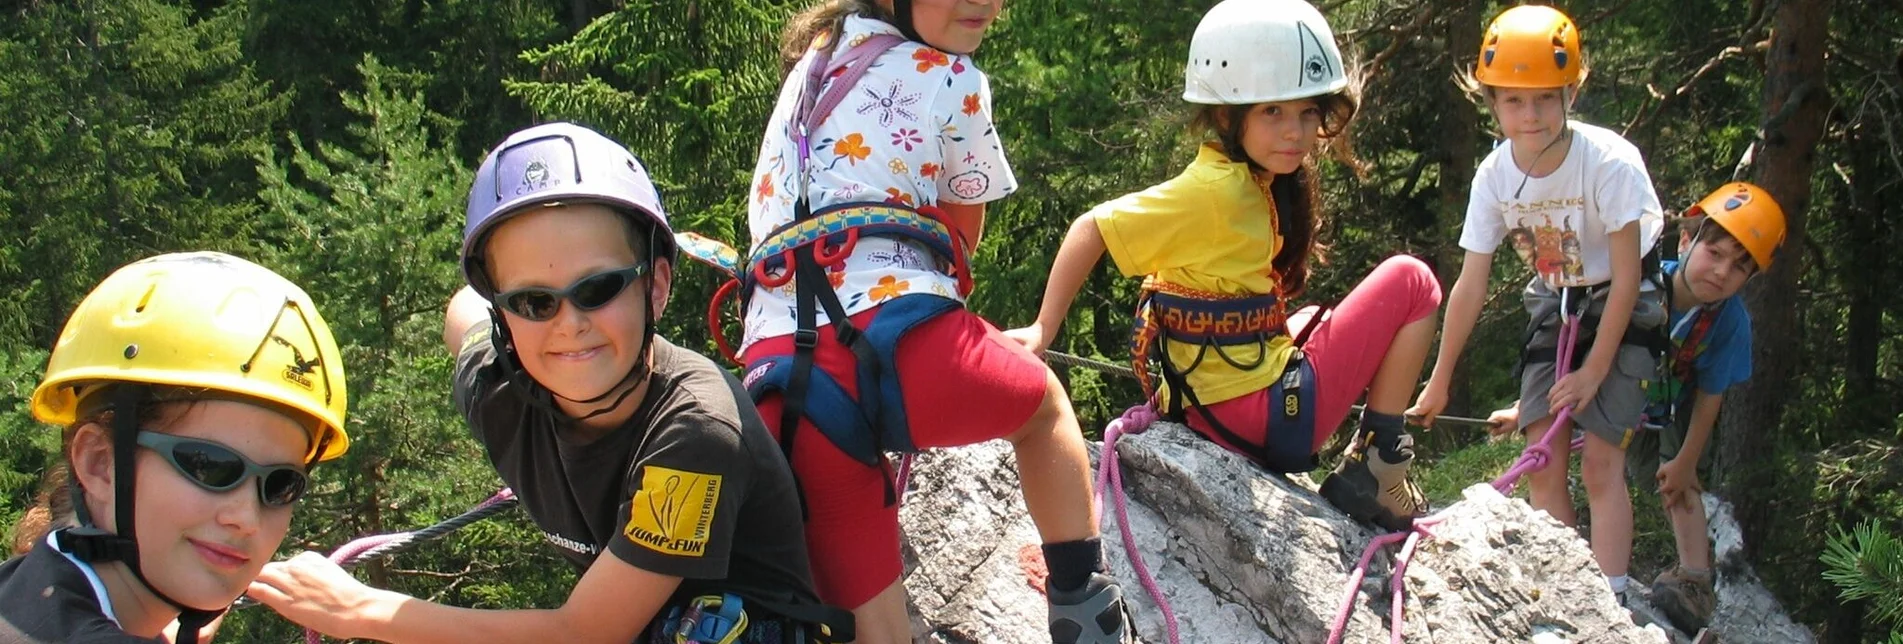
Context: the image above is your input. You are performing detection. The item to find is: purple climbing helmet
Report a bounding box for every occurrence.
[462,122,676,298]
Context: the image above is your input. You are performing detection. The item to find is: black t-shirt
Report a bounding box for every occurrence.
[0,533,161,643]
[453,326,819,621]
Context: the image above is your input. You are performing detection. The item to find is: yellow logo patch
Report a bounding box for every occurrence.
[1283,393,1300,417]
[624,465,722,557]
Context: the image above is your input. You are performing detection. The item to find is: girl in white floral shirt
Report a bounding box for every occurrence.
[739,1,1128,642]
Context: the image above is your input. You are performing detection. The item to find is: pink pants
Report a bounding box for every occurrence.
[1185,255,1442,453]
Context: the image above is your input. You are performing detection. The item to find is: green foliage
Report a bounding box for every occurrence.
[0,0,1898,636]
[1822,520,1903,634]
[0,0,286,351]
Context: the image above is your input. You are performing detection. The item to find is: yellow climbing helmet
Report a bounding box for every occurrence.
[1475,5,1584,89]
[30,252,350,463]
[1685,182,1787,271]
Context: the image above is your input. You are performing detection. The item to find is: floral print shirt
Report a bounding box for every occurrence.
[740,14,1016,351]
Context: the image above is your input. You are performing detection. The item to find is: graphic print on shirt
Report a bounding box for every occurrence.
[624,465,723,557]
[738,15,1018,352]
[1503,198,1589,286]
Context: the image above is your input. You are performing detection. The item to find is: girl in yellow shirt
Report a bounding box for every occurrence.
[1009,0,1440,532]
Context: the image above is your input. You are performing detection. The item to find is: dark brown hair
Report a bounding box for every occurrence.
[1189,90,1363,298]
[779,0,897,77]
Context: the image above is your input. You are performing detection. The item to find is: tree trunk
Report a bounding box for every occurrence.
[1714,0,1832,558]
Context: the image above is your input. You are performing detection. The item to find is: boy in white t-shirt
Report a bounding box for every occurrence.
[1409,5,1666,601]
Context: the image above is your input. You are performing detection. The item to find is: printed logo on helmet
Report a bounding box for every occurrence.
[516,158,556,197]
[1297,22,1334,85]
[271,336,322,391]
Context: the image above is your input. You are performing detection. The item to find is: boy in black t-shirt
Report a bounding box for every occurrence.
[250,123,846,643]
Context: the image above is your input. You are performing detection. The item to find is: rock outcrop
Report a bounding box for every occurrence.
[900,421,1804,643]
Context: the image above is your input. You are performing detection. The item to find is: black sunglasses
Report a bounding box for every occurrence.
[495,264,648,322]
[137,432,310,507]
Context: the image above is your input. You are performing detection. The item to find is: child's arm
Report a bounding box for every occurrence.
[1409,250,1495,425]
[941,202,986,247]
[252,544,682,644]
[444,286,489,355]
[1007,213,1107,354]
[1659,390,1721,509]
[1548,221,1641,411]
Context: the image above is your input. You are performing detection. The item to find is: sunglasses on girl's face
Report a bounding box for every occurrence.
[136,432,309,507]
[495,264,648,322]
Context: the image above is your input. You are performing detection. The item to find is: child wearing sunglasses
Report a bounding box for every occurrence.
[2,251,351,644]
[248,122,846,644]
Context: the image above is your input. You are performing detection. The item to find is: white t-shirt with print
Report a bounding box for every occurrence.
[741,15,1017,351]
[1459,120,1663,288]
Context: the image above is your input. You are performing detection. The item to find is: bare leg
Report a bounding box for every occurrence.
[846,581,912,644]
[1363,312,1438,414]
[1006,367,1100,543]
[1523,415,1578,527]
[1581,431,1633,578]
[1668,490,1712,571]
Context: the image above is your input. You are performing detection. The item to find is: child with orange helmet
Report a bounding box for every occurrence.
[1410,4,1668,601]
[1625,182,1785,631]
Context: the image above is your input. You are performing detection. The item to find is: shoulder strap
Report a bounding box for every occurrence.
[792,33,907,217]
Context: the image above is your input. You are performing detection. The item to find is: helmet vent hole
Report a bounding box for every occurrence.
[1220,60,1228,68]
[123,344,138,360]
[135,284,156,313]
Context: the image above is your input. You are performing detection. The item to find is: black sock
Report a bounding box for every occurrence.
[1043,537,1104,593]
[1360,410,1411,461]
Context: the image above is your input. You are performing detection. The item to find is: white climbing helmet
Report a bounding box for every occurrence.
[1183,0,1349,105]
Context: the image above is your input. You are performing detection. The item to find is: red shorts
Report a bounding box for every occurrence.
[743,301,1048,608]
[1185,255,1442,454]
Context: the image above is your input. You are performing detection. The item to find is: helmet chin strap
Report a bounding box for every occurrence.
[892,0,924,43]
[57,386,225,644]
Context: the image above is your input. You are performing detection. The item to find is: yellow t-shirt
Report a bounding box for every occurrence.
[1091,144,1296,406]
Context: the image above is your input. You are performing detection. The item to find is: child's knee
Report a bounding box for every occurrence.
[1007,368,1070,444]
[1581,447,1627,494]
[1377,254,1443,307]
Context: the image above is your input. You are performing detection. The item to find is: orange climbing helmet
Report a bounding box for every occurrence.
[1684,182,1787,271]
[1475,5,1584,89]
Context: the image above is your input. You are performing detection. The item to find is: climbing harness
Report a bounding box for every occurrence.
[1130,278,1324,474]
[672,32,975,514]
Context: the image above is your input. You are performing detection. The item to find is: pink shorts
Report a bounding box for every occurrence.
[743,300,1048,608]
[1184,255,1442,455]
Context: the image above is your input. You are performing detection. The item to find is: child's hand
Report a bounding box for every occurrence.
[1547,363,1609,413]
[1405,383,1448,428]
[248,551,391,640]
[1002,323,1050,355]
[1486,405,1520,438]
[1657,456,1703,511]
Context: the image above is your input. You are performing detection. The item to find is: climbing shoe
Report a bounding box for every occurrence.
[1048,572,1134,644]
[1651,566,1717,633]
[1320,428,1428,532]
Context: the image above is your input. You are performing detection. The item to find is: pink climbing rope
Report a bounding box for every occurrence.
[1327,297,1595,644]
[894,453,914,499]
[1096,404,1180,644]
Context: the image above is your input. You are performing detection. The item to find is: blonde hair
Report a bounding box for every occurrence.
[779,0,897,76]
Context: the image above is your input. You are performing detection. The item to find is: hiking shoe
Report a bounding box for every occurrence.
[1048,572,1134,644]
[1320,430,1428,532]
[1651,566,1716,633]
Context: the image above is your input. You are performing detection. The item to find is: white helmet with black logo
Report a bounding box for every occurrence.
[1183,0,1348,105]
